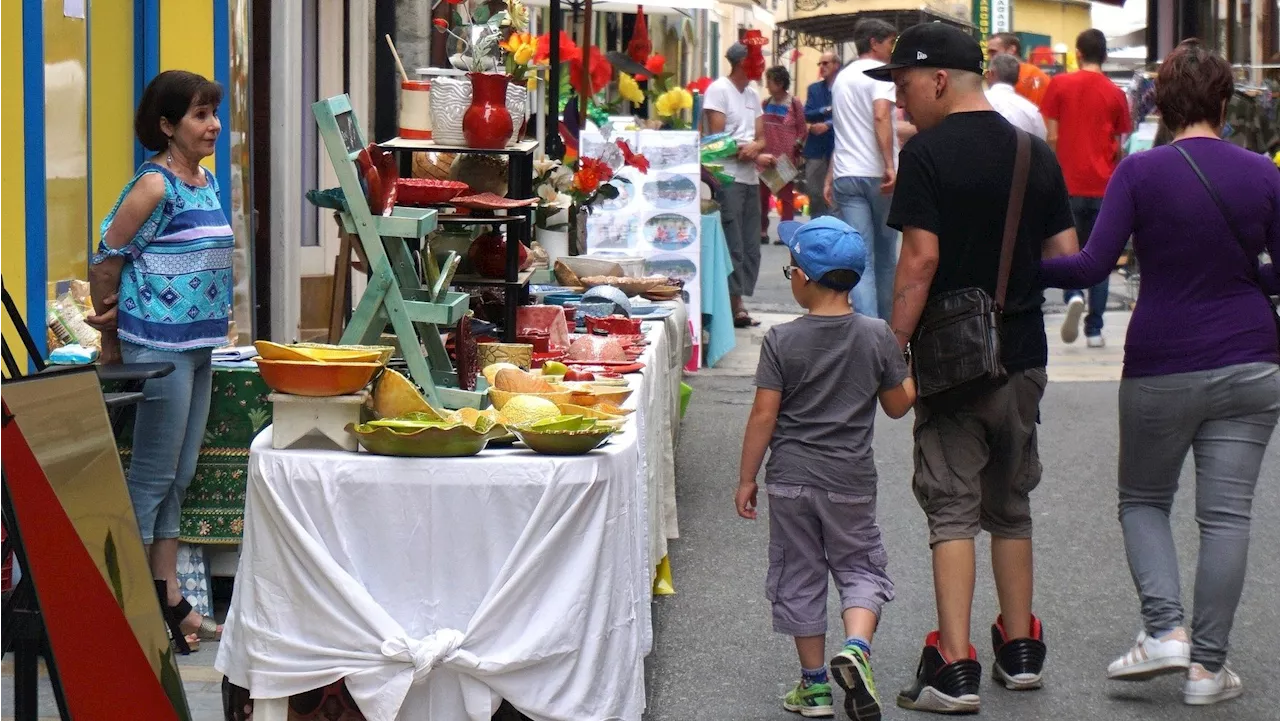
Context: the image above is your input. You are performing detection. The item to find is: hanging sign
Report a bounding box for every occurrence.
[972,0,1013,39]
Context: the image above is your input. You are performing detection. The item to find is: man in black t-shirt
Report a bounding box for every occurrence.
[864,23,1079,715]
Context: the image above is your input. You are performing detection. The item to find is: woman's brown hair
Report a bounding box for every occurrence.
[1155,39,1234,133]
[134,70,223,152]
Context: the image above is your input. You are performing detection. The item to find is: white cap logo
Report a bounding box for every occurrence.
[917,51,928,60]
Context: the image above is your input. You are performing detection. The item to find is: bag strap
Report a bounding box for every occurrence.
[1171,142,1265,285]
[995,129,1031,310]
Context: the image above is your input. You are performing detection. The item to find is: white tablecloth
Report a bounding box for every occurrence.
[216,311,686,721]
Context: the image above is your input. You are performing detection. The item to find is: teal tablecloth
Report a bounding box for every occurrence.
[701,212,736,367]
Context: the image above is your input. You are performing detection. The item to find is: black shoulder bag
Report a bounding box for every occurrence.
[1172,143,1280,350]
[910,129,1031,400]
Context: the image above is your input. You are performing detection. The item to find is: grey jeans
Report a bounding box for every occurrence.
[1118,361,1280,669]
[803,156,831,217]
[717,181,762,297]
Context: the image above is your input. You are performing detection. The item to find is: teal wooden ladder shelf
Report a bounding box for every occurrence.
[312,94,484,409]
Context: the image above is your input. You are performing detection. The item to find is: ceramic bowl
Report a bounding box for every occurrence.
[543,292,583,306]
[255,341,385,364]
[581,286,632,316]
[345,422,501,457]
[487,388,574,409]
[575,302,615,319]
[511,426,615,455]
[294,342,396,364]
[568,386,634,408]
[256,359,382,397]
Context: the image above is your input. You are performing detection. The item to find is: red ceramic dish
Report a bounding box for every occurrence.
[585,316,643,336]
[566,361,645,375]
[396,178,470,206]
[451,192,539,210]
[531,351,566,369]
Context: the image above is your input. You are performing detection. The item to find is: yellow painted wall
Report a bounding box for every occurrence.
[159,0,217,173]
[90,0,136,236]
[2,0,28,367]
[1014,0,1093,49]
[42,0,89,295]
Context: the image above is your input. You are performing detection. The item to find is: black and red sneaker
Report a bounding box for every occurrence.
[896,631,982,714]
[990,614,1047,690]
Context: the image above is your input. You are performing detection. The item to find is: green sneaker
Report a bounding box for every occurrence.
[782,680,835,717]
[830,646,882,720]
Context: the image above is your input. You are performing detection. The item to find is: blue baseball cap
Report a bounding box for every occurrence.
[777,217,866,289]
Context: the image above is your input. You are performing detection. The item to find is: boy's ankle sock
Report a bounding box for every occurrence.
[801,665,828,686]
[845,637,871,656]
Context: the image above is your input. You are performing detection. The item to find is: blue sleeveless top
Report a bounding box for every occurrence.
[93,163,234,351]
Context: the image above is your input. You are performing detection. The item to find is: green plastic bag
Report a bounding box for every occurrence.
[679,382,692,419]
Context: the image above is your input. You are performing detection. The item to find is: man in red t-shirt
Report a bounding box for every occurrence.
[1041,28,1131,347]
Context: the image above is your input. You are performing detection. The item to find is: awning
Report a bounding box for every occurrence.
[778,7,973,43]
[523,0,715,14]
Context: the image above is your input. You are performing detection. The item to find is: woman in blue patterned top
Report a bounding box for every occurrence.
[87,70,231,654]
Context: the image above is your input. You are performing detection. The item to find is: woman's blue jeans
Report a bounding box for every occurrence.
[121,342,214,544]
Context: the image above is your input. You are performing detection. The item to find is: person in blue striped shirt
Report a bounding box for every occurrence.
[88,69,231,655]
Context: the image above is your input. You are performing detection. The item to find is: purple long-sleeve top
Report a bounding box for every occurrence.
[1040,138,1280,377]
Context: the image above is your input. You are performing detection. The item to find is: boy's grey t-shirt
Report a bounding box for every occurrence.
[754,313,909,494]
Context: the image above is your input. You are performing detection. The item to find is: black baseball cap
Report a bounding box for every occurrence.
[864,22,984,82]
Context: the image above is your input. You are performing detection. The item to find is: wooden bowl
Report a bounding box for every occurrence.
[487,388,573,410]
[256,359,382,397]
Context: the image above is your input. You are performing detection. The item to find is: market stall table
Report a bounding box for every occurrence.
[217,306,688,721]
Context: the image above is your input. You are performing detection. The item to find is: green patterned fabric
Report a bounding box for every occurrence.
[116,366,270,544]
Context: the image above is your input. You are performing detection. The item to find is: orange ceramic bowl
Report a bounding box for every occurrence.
[256,359,383,397]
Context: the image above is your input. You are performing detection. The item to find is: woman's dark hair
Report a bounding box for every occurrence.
[766,65,790,91]
[134,70,223,152]
[1075,28,1108,65]
[1155,40,1233,133]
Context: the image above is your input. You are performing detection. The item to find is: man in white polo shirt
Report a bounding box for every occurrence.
[824,18,901,321]
[985,54,1047,139]
[705,42,770,328]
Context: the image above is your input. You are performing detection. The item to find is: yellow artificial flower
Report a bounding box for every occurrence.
[656,88,692,118]
[618,73,645,104]
[503,0,529,32]
[501,32,536,67]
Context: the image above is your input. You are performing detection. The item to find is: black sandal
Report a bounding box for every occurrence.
[156,579,194,654]
[733,311,760,328]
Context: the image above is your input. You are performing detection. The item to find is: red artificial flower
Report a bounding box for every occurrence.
[535,31,582,64]
[686,76,712,95]
[578,157,614,191]
[573,165,602,195]
[570,46,612,97]
[645,55,666,77]
[446,0,465,5]
[433,18,449,30]
[616,140,650,174]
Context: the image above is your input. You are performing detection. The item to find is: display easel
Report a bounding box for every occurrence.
[312,94,484,409]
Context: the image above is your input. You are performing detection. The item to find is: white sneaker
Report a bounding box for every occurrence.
[1184,662,1243,706]
[1107,628,1191,680]
[1087,335,1105,348]
[1061,296,1085,343]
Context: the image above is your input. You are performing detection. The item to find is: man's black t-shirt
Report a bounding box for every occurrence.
[888,111,1074,372]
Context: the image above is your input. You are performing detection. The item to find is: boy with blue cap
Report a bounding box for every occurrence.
[737,216,917,719]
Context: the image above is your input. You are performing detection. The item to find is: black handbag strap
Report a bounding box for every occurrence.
[1171,142,1267,286]
[995,130,1031,311]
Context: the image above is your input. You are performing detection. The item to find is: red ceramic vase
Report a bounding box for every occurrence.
[463,73,513,149]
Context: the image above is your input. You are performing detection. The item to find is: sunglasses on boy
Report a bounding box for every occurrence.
[782,264,803,280]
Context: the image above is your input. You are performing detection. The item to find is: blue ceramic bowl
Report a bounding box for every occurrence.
[543,292,583,306]
[575,302,615,319]
[581,286,632,317]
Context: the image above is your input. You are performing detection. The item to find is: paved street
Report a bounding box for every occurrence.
[644,242,1280,721]
[4,243,1276,721]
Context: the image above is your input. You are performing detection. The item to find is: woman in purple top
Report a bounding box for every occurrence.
[1040,41,1280,706]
